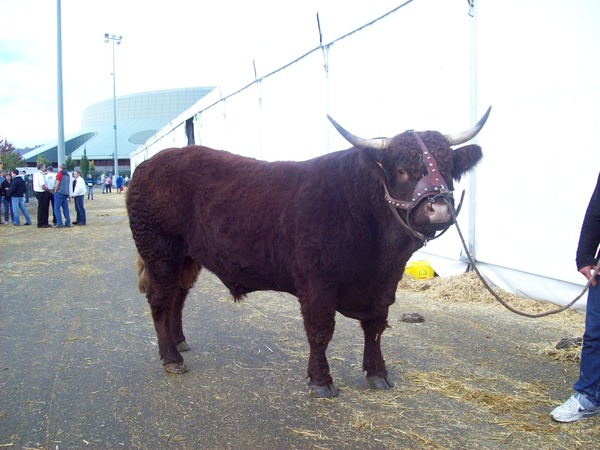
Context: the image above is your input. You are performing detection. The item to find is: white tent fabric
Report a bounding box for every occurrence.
[131,0,600,311]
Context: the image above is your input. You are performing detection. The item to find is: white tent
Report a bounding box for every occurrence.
[131,0,600,310]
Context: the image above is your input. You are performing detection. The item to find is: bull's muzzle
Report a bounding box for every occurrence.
[425,197,453,224]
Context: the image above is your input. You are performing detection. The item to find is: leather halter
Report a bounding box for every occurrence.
[381,131,463,243]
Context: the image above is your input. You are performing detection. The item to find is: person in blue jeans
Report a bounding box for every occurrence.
[551,172,600,422]
[6,169,32,226]
[53,163,71,228]
[86,173,95,200]
[72,169,87,225]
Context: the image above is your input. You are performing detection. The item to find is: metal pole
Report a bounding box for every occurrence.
[105,34,122,179]
[467,0,478,261]
[112,39,118,179]
[56,0,65,165]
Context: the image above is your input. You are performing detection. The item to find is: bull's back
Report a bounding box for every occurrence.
[127,146,308,294]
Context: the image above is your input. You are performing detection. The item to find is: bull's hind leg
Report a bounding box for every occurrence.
[171,287,191,353]
[140,255,200,374]
[361,316,394,390]
[172,257,201,353]
[147,285,187,374]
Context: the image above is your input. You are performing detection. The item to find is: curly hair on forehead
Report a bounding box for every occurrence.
[379,131,454,177]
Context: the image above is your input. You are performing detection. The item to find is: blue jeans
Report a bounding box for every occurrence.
[74,195,86,224]
[53,193,71,226]
[574,282,600,407]
[3,197,11,222]
[87,185,94,200]
[11,197,32,225]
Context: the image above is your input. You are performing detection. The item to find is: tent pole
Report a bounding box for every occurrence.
[466,0,478,263]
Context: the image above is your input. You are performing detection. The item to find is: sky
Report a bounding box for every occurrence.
[0,0,406,149]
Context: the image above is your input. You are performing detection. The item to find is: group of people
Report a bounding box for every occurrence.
[0,163,87,228]
[100,172,127,194]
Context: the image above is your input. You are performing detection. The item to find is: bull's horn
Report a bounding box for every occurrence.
[444,106,492,146]
[327,115,391,150]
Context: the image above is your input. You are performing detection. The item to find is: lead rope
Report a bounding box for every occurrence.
[449,203,599,318]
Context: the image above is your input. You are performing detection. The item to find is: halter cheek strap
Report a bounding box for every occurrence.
[379,131,462,243]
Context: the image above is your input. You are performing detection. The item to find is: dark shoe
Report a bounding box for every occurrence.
[39,224,51,228]
[13,223,20,226]
[24,223,32,226]
[73,221,79,225]
[64,224,71,228]
[55,224,64,228]
[77,223,86,226]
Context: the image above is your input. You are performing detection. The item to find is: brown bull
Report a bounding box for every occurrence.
[126,108,490,397]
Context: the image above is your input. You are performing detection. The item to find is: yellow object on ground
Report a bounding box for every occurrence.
[405,260,434,280]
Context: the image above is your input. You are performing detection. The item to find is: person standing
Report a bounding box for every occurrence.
[0,172,4,224]
[45,166,57,225]
[2,172,12,224]
[551,172,600,422]
[101,172,106,194]
[86,173,95,200]
[105,174,112,193]
[32,163,53,228]
[53,163,71,228]
[22,170,31,203]
[6,169,32,226]
[71,169,87,226]
[116,174,123,193]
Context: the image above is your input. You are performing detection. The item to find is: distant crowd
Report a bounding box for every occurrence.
[0,165,128,228]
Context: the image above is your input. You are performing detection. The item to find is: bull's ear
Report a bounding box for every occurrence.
[451,144,483,181]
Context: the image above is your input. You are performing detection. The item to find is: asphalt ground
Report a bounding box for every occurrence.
[1,192,599,449]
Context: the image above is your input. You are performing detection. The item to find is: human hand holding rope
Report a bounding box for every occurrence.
[580,266,598,287]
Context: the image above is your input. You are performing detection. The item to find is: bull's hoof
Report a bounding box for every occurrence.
[367,375,395,390]
[164,362,188,374]
[177,341,191,352]
[310,383,340,398]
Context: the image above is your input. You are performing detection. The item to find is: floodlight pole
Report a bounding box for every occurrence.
[56,0,66,165]
[104,33,122,179]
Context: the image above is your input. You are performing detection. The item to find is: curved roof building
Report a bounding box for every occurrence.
[21,86,215,171]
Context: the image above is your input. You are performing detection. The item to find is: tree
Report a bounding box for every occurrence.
[36,154,52,168]
[0,137,23,172]
[65,154,75,171]
[80,148,90,177]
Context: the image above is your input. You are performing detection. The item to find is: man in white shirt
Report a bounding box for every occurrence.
[32,163,53,228]
[71,169,87,225]
[45,166,57,225]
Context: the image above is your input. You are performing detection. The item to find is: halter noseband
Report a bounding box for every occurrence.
[381,131,464,243]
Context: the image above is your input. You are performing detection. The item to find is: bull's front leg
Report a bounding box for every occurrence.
[300,299,339,398]
[361,316,394,390]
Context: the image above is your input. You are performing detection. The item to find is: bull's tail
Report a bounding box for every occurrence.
[135,253,201,293]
